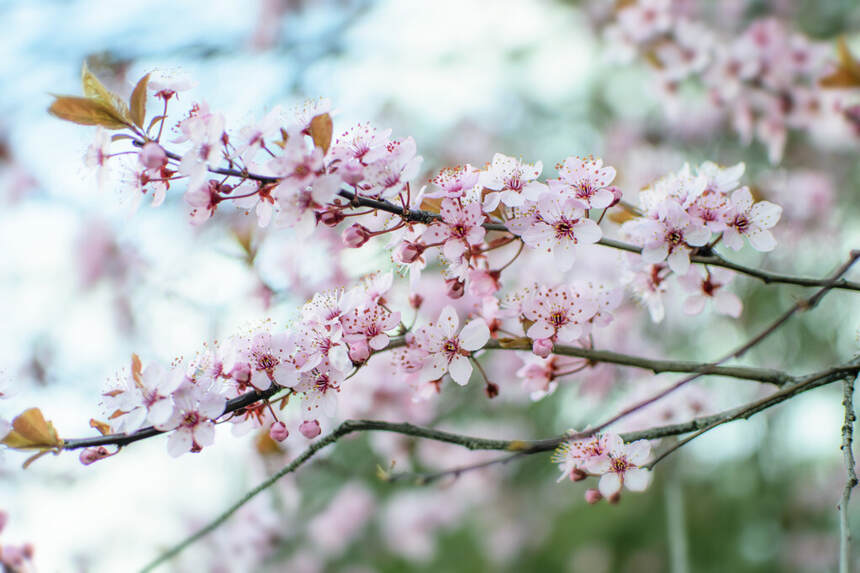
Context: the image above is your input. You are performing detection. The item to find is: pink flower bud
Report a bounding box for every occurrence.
[317,208,345,227]
[342,224,371,248]
[348,339,371,363]
[139,142,167,169]
[585,488,603,504]
[339,160,365,185]
[299,419,321,439]
[445,278,465,299]
[606,185,623,208]
[269,421,289,442]
[532,338,553,358]
[468,269,501,297]
[571,468,587,482]
[409,293,424,309]
[395,241,425,264]
[79,446,111,465]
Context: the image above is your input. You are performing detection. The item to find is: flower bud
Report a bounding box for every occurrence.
[317,208,345,227]
[571,468,587,482]
[606,185,623,208]
[342,224,371,248]
[468,270,501,297]
[348,339,370,363]
[585,488,603,504]
[532,338,553,358]
[79,446,111,466]
[484,381,499,399]
[299,419,321,439]
[445,278,465,299]
[139,142,167,170]
[409,293,424,310]
[395,240,425,264]
[339,160,365,185]
[269,421,289,442]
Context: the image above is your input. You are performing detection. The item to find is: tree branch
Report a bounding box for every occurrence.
[839,374,858,573]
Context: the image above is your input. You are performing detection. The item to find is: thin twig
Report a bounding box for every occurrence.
[839,374,858,573]
[573,251,860,440]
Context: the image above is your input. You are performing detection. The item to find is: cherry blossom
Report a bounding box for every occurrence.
[155,381,227,457]
[548,156,616,210]
[520,284,598,345]
[424,164,480,200]
[722,187,782,252]
[408,306,490,385]
[587,434,652,498]
[480,153,548,211]
[421,198,486,261]
[512,195,602,271]
[678,267,742,318]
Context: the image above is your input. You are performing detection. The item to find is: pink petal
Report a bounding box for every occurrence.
[459,319,490,351]
[448,356,473,386]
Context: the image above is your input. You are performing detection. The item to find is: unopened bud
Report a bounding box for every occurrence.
[585,488,603,504]
[571,468,587,482]
[484,381,499,399]
[409,293,424,309]
[79,446,111,466]
[606,185,623,208]
[348,340,370,363]
[395,241,425,264]
[342,224,371,248]
[299,419,321,439]
[445,278,465,299]
[139,142,167,169]
[318,209,345,227]
[532,338,553,358]
[269,421,289,442]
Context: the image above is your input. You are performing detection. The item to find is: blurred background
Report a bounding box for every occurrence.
[1,0,859,571]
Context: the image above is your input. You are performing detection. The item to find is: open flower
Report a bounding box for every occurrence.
[409,306,490,385]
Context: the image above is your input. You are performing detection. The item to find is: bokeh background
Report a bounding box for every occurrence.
[1,0,859,571]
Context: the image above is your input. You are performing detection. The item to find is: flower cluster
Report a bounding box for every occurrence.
[620,161,780,320]
[99,274,402,456]
[553,433,652,502]
[604,1,858,162]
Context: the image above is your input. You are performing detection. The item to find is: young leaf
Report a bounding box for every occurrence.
[1,408,63,451]
[81,62,132,123]
[48,96,129,129]
[309,113,333,154]
[820,37,860,88]
[129,73,150,129]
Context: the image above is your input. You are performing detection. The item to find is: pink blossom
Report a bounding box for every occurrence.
[678,267,742,317]
[587,434,652,498]
[513,196,602,271]
[222,331,297,391]
[548,156,617,210]
[722,187,782,252]
[149,69,197,100]
[521,284,598,344]
[622,200,711,275]
[409,306,490,385]
[79,446,111,465]
[480,153,548,211]
[421,198,486,261]
[424,165,480,199]
[275,173,341,236]
[553,434,610,482]
[328,122,392,167]
[342,305,401,357]
[177,103,226,187]
[156,381,226,457]
[84,127,112,191]
[360,137,422,199]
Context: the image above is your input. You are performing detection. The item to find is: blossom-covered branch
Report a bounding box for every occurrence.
[141,355,859,570]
